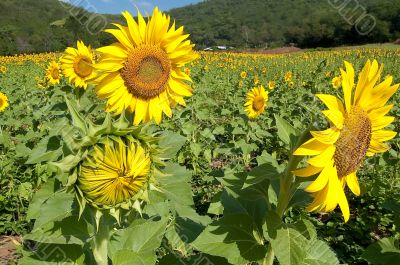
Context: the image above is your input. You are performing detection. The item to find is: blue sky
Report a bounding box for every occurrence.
[62,0,202,14]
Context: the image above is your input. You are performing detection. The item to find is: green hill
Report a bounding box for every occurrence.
[0,0,121,55]
[0,0,399,55]
[169,0,400,48]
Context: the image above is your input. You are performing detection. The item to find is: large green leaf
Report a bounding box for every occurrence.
[26,136,62,164]
[158,253,231,265]
[25,215,94,245]
[109,218,168,265]
[165,216,208,256]
[65,96,88,134]
[157,130,187,159]
[32,191,75,230]
[362,237,400,265]
[19,243,85,265]
[266,212,339,265]
[243,162,280,188]
[192,213,267,264]
[156,162,193,208]
[112,249,157,265]
[26,179,57,220]
[274,114,299,150]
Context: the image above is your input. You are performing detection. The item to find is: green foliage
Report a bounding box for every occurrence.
[1,46,400,264]
[362,238,400,265]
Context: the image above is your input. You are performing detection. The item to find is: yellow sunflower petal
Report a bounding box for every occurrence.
[307,145,335,167]
[371,130,397,142]
[305,162,334,193]
[294,138,330,156]
[310,127,340,144]
[322,110,344,129]
[293,165,323,177]
[368,139,390,154]
[316,94,345,114]
[345,172,360,196]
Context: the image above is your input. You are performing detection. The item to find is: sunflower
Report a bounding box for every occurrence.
[254,75,260,85]
[184,67,191,76]
[268,81,276,90]
[240,71,247,79]
[60,41,96,89]
[284,71,292,83]
[0,66,6,74]
[0,92,9,112]
[45,61,62,85]
[244,85,268,119]
[78,137,151,207]
[332,76,342,89]
[94,7,198,125]
[293,60,399,222]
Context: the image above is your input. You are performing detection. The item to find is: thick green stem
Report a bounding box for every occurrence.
[263,245,275,265]
[265,130,310,264]
[92,225,110,265]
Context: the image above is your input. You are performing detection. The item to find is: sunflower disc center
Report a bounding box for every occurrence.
[51,68,60,80]
[74,57,93,78]
[334,107,371,177]
[252,96,265,111]
[121,45,171,99]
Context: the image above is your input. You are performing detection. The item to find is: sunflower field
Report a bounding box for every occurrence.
[0,7,400,265]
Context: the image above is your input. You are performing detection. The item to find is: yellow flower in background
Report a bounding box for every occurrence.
[254,75,260,85]
[0,92,9,112]
[60,40,96,89]
[0,65,6,74]
[35,76,48,89]
[45,61,62,85]
[262,67,267,74]
[238,80,244,88]
[94,7,198,125]
[78,137,151,207]
[332,76,342,89]
[244,85,268,119]
[293,60,399,222]
[288,81,294,88]
[284,71,292,82]
[240,71,247,79]
[268,81,276,90]
[184,67,191,76]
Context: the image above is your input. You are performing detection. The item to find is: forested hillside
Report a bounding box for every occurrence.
[0,0,399,55]
[0,0,121,55]
[170,0,400,48]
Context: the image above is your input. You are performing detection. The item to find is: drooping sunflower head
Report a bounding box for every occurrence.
[244,85,268,119]
[60,41,96,89]
[294,60,399,222]
[0,92,9,112]
[94,7,198,125]
[46,61,62,85]
[77,136,152,208]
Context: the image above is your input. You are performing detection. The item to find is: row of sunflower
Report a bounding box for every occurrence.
[5,5,398,265]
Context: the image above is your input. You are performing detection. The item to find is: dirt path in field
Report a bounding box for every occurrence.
[0,236,21,264]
